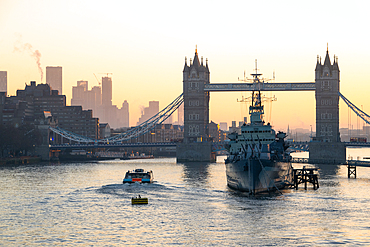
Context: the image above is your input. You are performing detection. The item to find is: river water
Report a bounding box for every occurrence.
[1,147,370,246]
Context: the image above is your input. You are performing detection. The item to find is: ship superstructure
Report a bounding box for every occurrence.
[225,64,293,194]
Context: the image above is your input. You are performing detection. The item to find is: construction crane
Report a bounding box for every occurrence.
[93,73,113,86]
[93,73,101,85]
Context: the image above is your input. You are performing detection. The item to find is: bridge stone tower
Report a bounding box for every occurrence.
[176,49,215,162]
[310,48,346,163]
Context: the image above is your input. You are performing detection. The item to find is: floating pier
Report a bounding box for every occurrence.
[291,157,370,179]
[293,167,319,190]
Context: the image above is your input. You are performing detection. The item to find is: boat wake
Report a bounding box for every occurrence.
[96,182,166,198]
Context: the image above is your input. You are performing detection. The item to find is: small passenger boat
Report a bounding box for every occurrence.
[131,195,148,205]
[123,169,153,183]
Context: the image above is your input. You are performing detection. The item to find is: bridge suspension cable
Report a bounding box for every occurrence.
[339,92,370,125]
[49,93,184,143]
[105,93,183,143]
[49,126,96,143]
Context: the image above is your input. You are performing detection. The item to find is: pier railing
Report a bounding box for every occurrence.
[291,157,370,167]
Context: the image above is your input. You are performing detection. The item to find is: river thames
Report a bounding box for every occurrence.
[1,147,370,246]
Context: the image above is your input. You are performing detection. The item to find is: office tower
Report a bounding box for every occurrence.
[102,76,112,106]
[164,114,173,124]
[177,103,184,125]
[219,122,228,131]
[92,86,102,106]
[137,100,159,125]
[46,66,62,95]
[0,71,7,94]
[148,101,159,116]
[121,100,129,127]
[71,85,85,106]
[77,80,88,91]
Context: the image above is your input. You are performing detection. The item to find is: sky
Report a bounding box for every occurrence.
[1,0,370,131]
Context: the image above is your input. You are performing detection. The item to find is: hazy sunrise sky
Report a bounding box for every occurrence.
[1,0,370,130]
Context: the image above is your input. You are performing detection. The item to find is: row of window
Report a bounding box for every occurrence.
[241,130,273,134]
[321,113,333,119]
[321,99,333,105]
[189,114,199,120]
[189,100,199,106]
[239,138,274,142]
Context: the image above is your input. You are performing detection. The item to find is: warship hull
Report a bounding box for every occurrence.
[225,158,293,194]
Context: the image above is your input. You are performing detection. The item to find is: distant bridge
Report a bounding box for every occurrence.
[50,142,177,150]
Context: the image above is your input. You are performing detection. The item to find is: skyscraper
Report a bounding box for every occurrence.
[0,71,7,94]
[77,80,88,91]
[102,76,112,106]
[177,103,184,125]
[121,100,129,127]
[137,101,159,125]
[46,66,62,95]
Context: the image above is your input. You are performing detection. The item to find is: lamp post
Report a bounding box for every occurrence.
[151,132,155,155]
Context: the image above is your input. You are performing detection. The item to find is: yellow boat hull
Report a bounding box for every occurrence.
[131,198,148,204]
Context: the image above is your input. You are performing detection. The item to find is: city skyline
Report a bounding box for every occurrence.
[1,1,370,130]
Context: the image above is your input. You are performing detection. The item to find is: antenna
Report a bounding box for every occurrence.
[255,59,258,74]
[99,73,113,77]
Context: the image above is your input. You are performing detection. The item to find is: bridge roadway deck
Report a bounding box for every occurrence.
[204,82,316,92]
[291,157,370,167]
[289,141,370,148]
[50,142,177,150]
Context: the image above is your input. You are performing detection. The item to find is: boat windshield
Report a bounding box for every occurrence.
[125,173,150,179]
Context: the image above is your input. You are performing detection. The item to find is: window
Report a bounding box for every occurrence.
[321,99,333,105]
[321,81,331,91]
[189,100,200,106]
[189,125,200,136]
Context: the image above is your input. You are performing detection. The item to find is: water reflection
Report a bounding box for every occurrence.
[315,164,341,179]
[179,162,211,186]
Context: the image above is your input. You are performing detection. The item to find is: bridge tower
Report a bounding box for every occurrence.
[310,47,346,163]
[176,48,215,162]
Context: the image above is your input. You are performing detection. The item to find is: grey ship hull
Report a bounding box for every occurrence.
[225,158,293,194]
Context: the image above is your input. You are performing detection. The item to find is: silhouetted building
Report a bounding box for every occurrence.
[137,101,159,125]
[46,66,62,95]
[102,76,112,106]
[219,122,228,131]
[164,114,173,124]
[99,123,111,139]
[70,77,129,129]
[0,71,7,95]
[209,121,220,142]
[5,81,99,140]
[121,100,129,127]
[177,103,184,125]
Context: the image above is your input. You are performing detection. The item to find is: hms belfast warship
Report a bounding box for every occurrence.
[225,66,293,194]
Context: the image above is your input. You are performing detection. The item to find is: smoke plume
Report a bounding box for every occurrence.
[14,35,43,82]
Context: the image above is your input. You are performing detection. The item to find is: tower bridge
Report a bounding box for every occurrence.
[177,47,346,162]
[45,47,369,163]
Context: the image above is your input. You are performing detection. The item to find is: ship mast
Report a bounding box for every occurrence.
[249,60,264,124]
